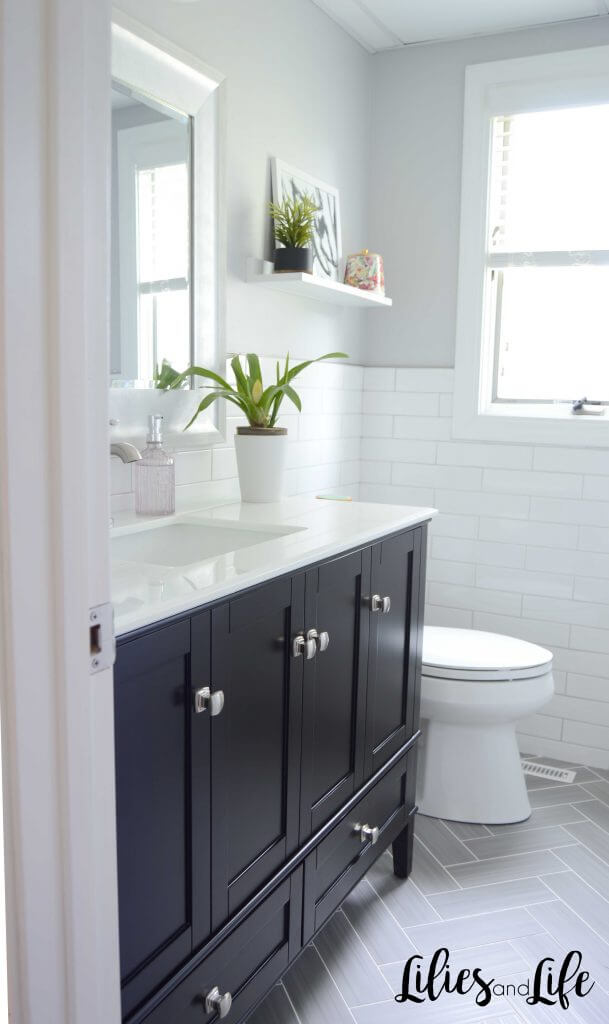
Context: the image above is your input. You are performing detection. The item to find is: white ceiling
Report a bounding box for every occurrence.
[310,0,609,52]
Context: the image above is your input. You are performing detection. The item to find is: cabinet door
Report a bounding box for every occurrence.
[300,548,370,840]
[210,574,305,928]
[364,527,426,778]
[115,619,208,1019]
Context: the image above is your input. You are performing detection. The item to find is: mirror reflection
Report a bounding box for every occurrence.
[110,82,192,388]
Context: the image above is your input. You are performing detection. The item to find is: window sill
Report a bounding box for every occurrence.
[452,402,609,447]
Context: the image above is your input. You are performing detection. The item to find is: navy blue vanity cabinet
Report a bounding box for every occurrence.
[208,575,305,927]
[299,548,371,841]
[364,527,426,779]
[114,618,211,1020]
[114,522,429,1024]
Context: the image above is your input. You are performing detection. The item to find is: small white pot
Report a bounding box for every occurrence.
[234,427,288,503]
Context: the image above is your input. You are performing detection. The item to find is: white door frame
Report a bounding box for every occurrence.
[0,0,121,1021]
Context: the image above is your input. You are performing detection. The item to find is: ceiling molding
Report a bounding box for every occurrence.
[310,0,609,53]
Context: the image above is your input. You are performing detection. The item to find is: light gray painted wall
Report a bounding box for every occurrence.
[114,0,373,364]
[367,15,609,367]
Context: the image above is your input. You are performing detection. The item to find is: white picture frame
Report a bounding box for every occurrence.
[271,158,342,280]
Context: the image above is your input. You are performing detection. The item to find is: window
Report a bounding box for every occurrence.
[488,105,609,404]
[453,46,609,445]
[136,161,190,381]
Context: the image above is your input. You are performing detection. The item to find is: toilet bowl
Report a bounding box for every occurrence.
[416,626,554,825]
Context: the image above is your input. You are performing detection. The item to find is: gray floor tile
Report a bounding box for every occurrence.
[513,933,609,1023]
[366,857,441,928]
[342,879,416,965]
[580,780,609,807]
[381,942,529,990]
[574,799,609,834]
[428,878,554,920]
[416,814,477,865]
[247,984,299,1024]
[314,910,394,1007]
[527,899,609,984]
[448,850,567,888]
[410,836,460,894]
[565,820,609,862]
[406,907,542,954]
[551,842,609,899]
[283,945,354,1024]
[465,827,578,860]
[502,972,577,1024]
[525,776,570,791]
[445,820,493,840]
[528,785,587,809]
[352,992,512,1024]
[487,804,588,835]
[540,871,609,943]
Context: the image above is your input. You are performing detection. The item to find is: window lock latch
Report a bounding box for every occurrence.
[572,397,606,416]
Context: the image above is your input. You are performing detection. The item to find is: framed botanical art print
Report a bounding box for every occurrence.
[271,158,342,280]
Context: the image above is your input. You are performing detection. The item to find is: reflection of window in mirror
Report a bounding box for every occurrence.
[111,84,192,386]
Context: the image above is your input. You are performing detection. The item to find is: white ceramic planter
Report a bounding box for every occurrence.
[234,427,288,503]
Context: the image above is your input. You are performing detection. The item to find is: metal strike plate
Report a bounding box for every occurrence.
[89,602,115,674]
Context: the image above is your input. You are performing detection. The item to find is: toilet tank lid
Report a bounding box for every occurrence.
[422,626,553,674]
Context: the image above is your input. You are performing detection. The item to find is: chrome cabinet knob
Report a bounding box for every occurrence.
[354,822,380,845]
[194,687,225,716]
[306,628,330,654]
[371,594,391,614]
[293,634,317,659]
[204,985,232,1018]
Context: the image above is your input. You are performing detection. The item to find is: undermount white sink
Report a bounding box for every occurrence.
[111,518,306,568]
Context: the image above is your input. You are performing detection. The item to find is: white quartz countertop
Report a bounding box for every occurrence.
[111,495,437,637]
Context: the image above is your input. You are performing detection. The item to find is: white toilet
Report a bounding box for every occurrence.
[416,626,554,825]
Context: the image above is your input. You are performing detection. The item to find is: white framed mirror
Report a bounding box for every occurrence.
[109,10,227,449]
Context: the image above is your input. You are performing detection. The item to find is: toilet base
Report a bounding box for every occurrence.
[416,718,531,825]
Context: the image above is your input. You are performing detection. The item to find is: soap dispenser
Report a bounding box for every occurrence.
[134,414,175,516]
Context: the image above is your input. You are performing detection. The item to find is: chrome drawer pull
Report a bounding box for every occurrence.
[354,822,380,845]
[371,594,391,614]
[204,985,232,1018]
[194,687,225,717]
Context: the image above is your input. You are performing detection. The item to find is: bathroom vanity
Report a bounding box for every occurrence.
[112,498,433,1023]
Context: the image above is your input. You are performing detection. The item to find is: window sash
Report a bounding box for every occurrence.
[487,250,609,269]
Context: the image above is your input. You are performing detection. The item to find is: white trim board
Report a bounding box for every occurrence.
[1,0,121,1020]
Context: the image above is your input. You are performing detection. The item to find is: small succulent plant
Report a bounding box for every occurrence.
[269,193,319,249]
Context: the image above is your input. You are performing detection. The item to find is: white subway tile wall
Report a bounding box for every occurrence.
[111,362,609,769]
[110,358,364,515]
[359,367,609,771]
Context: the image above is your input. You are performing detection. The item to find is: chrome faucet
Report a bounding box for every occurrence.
[110,441,142,463]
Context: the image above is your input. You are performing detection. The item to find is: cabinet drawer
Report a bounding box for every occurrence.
[141,871,302,1024]
[303,754,409,941]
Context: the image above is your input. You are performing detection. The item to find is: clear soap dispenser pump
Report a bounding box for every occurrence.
[134,414,175,516]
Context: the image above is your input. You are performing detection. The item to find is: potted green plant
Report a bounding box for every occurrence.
[171,351,347,502]
[269,193,319,274]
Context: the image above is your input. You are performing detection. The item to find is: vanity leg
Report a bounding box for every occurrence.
[392,819,414,879]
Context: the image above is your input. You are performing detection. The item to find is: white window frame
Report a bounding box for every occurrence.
[109,10,227,451]
[453,44,609,447]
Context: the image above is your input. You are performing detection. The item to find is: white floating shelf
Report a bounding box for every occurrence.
[246,258,392,309]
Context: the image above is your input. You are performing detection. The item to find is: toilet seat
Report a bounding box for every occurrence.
[422,626,552,682]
